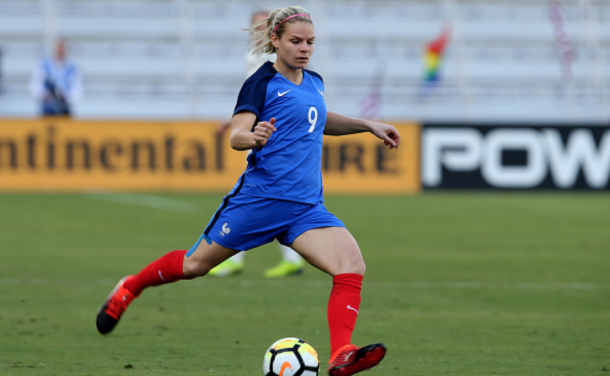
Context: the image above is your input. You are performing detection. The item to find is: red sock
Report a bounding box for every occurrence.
[123,250,188,297]
[328,273,363,356]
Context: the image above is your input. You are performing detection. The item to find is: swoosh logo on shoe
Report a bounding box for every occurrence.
[278,90,292,97]
[279,361,292,376]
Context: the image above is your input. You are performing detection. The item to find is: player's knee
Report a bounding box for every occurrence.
[183,256,211,278]
[351,258,366,276]
[334,255,366,276]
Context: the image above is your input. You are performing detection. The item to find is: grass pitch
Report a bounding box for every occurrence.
[0,192,609,376]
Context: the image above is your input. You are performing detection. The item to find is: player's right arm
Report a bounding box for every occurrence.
[230,111,277,150]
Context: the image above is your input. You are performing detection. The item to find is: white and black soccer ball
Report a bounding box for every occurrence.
[263,337,319,376]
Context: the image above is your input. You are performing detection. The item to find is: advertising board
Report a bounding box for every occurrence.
[0,118,420,194]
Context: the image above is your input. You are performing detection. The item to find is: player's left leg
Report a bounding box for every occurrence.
[290,227,386,376]
[291,227,365,353]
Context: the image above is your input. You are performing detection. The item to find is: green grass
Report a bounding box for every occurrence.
[1,192,609,376]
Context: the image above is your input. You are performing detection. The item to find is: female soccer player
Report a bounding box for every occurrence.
[96,6,400,376]
[211,9,306,279]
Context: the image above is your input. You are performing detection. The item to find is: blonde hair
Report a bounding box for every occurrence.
[245,5,313,56]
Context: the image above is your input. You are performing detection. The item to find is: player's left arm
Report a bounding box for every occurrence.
[324,111,400,149]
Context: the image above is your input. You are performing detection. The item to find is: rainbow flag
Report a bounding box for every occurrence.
[423,25,451,86]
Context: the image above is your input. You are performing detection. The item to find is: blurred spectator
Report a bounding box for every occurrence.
[29,39,83,117]
[217,10,277,136]
[244,10,277,79]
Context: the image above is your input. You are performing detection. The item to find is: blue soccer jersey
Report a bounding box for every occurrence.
[232,61,327,204]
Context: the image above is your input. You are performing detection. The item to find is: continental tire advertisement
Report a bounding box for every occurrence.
[422,124,610,190]
[0,118,420,193]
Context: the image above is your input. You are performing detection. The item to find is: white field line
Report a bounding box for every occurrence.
[82,191,199,213]
[0,278,607,291]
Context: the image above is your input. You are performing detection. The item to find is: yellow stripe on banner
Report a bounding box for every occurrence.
[0,118,420,194]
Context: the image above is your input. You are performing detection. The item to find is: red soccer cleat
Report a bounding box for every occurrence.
[328,343,387,376]
[96,276,136,335]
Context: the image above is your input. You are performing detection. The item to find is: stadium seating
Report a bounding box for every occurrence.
[0,0,608,121]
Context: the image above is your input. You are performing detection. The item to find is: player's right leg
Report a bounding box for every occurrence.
[96,192,285,335]
[96,240,238,335]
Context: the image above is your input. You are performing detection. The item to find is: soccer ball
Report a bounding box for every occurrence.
[263,337,319,376]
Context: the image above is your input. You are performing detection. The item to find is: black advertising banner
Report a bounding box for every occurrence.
[422,124,610,190]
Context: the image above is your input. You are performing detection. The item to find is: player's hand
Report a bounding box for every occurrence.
[369,121,401,149]
[253,118,277,146]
